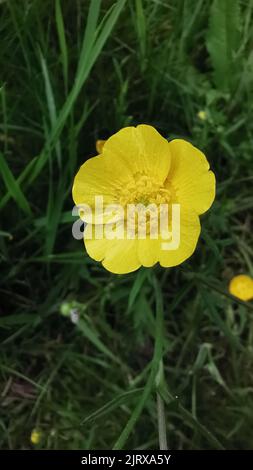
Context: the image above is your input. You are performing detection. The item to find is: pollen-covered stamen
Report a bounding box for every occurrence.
[118,173,172,207]
[116,173,176,237]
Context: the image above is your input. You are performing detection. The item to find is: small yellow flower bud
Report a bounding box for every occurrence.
[30,429,42,445]
[197,110,207,121]
[96,139,106,154]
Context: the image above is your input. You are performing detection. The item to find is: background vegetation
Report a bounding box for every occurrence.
[0,0,253,450]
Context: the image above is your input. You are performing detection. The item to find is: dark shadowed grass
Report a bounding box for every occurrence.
[0,0,253,449]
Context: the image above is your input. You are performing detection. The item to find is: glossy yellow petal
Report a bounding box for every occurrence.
[86,210,200,272]
[137,209,200,268]
[138,238,160,267]
[84,225,140,274]
[159,210,201,267]
[167,139,215,215]
[72,154,132,208]
[84,225,109,261]
[229,274,253,301]
[103,125,171,183]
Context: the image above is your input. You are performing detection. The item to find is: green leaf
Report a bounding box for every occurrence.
[207,0,241,91]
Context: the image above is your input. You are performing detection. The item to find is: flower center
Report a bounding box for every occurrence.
[118,173,172,207]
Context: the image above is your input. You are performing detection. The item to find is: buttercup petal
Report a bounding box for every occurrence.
[84,225,141,274]
[138,238,160,267]
[72,155,132,206]
[159,210,201,267]
[167,139,215,215]
[103,125,171,183]
[137,209,201,269]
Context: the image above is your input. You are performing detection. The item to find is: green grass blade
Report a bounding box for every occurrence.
[159,387,225,450]
[39,49,62,169]
[78,0,102,73]
[0,157,37,210]
[77,317,122,365]
[27,0,126,187]
[128,268,150,311]
[134,0,147,70]
[81,388,143,425]
[55,0,69,91]
[0,152,32,215]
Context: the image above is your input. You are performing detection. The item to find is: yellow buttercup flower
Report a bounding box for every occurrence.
[73,125,215,274]
[229,274,253,301]
[30,429,42,445]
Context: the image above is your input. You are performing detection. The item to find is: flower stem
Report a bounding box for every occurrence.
[153,275,168,450]
[156,391,168,450]
[113,272,167,450]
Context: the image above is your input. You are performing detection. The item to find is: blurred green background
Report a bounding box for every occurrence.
[0,0,253,450]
